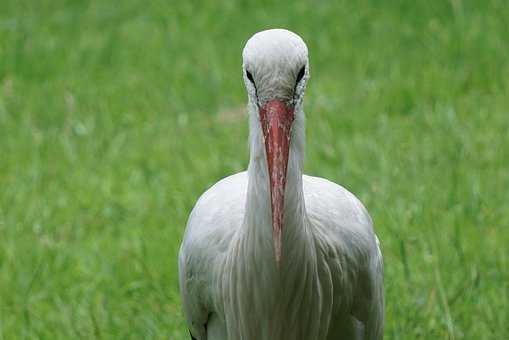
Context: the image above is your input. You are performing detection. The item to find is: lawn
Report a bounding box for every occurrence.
[0,0,508,339]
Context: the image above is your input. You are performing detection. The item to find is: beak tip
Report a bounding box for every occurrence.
[273,227,282,268]
[275,248,281,267]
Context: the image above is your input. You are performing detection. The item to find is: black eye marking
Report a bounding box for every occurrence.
[296,66,306,84]
[246,69,259,104]
[246,70,255,85]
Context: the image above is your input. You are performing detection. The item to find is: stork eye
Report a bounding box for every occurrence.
[296,66,306,84]
[246,70,255,85]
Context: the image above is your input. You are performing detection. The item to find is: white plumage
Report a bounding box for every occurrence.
[179,29,384,340]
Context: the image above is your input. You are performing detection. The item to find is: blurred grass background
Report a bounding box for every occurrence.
[0,0,508,339]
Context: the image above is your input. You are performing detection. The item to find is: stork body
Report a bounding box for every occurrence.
[179,29,384,340]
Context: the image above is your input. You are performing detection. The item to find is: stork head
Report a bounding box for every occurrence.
[242,29,310,265]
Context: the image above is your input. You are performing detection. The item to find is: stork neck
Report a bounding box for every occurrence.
[219,104,319,338]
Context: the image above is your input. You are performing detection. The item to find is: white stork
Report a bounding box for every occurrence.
[179,29,384,340]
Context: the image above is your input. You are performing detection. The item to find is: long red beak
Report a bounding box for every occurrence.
[259,99,295,266]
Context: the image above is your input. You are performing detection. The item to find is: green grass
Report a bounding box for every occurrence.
[1,0,508,338]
